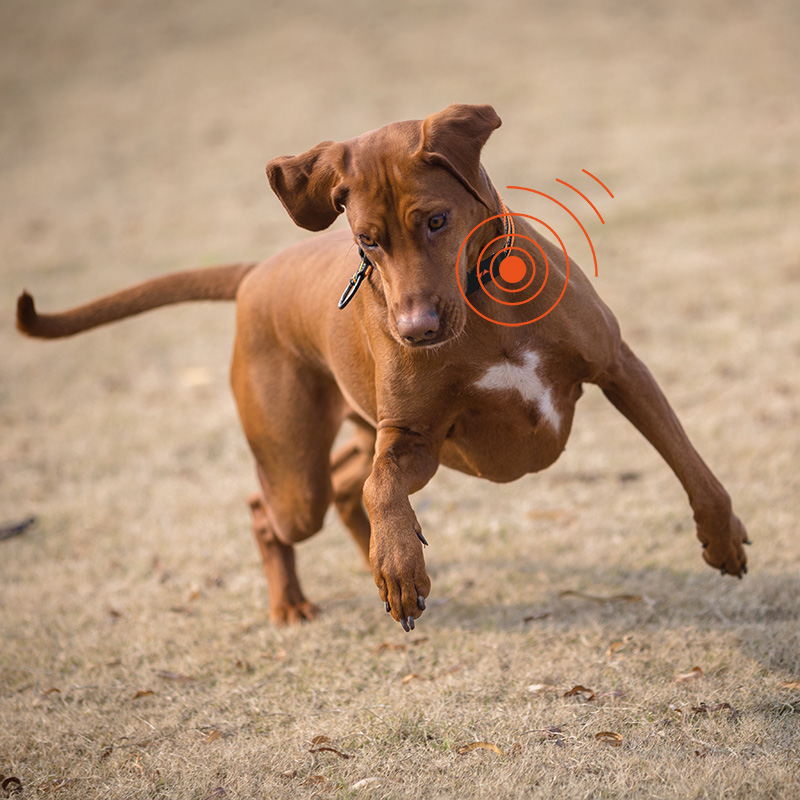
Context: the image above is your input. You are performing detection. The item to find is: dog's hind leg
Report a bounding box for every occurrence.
[247,492,318,624]
[331,421,375,566]
[232,336,348,623]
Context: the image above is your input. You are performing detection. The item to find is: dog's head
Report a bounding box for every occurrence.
[267,104,503,348]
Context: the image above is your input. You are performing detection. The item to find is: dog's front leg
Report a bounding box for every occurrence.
[597,340,749,576]
[362,424,439,631]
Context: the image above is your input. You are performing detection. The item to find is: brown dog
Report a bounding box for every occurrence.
[17,104,749,631]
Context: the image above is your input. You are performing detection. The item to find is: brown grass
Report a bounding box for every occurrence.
[2,0,799,797]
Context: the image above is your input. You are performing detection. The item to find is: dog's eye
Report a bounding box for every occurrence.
[359,234,377,248]
[428,214,447,232]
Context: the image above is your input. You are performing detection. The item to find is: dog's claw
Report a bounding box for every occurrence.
[417,595,426,611]
[416,529,429,547]
[744,538,753,546]
[407,616,415,631]
[400,617,410,632]
[385,601,391,613]
[720,567,727,576]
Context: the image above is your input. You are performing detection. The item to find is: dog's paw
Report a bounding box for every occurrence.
[370,521,431,631]
[699,512,750,578]
[270,600,319,626]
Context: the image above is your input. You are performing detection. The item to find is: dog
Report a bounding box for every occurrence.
[17,103,749,631]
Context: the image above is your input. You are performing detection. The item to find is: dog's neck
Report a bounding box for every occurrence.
[465,169,515,295]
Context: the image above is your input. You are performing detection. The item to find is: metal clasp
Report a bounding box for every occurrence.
[338,248,372,309]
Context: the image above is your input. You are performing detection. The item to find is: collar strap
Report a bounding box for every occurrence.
[465,191,515,295]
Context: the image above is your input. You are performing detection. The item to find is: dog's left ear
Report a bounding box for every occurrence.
[266,141,347,231]
[417,104,502,210]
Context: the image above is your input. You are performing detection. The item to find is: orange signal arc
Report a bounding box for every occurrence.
[556,179,604,224]
[581,169,614,198]
[506,185,599,278]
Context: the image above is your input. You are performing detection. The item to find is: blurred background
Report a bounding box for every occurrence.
[1,2,799,794]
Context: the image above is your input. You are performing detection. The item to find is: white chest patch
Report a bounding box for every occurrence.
[474,350,561,431]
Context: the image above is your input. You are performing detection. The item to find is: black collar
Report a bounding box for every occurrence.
[465,250,503,295]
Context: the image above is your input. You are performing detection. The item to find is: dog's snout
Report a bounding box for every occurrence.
[397,309,440,344]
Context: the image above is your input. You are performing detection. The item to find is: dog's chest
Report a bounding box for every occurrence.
[440,348,571,481]
[471,349,561,431]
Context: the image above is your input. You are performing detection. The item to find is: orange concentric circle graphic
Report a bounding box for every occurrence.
[455,212,570,327]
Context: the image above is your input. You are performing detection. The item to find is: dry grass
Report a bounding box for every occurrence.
[2,0,799,797]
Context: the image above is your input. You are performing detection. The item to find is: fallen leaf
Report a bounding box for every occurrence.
[691,702,733,715]
[528,683,560,695]
[0,516,35,541]
[152,669,196,683]
[676,667,703,682]
[1,776,23,796]
[309,745,352,759]
[563,685,596,701]
[299,776,327,786]
[38,778,77,792]
[132,690,155,700]
[374,642,408,653]
[560,590,643,604]
[606,636,632,658]
[595,731,623,746]
[32,687,61,707]
[523,612,552,622]
[781,680,800,690]
[187,583,203,602]
[205,729,222,743]
[261,648,287,661]
[352,778,383,789]
[401,673,432,684]
[309,735,332,746]
[457,741,505,756]
[374,637,429,654]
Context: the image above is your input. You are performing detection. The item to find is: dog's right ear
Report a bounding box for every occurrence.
[266,141,347,232]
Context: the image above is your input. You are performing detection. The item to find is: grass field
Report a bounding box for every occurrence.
[1,0,799,797]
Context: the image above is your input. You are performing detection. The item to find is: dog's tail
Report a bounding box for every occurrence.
[17,262,257,339]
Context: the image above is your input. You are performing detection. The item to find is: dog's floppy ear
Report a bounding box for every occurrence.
[266,141,347,231]
[417,103,501,210]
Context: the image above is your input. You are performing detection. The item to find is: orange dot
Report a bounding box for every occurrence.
[498,255,526,284]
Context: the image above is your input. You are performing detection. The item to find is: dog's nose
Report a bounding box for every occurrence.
[397,309,440,344]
